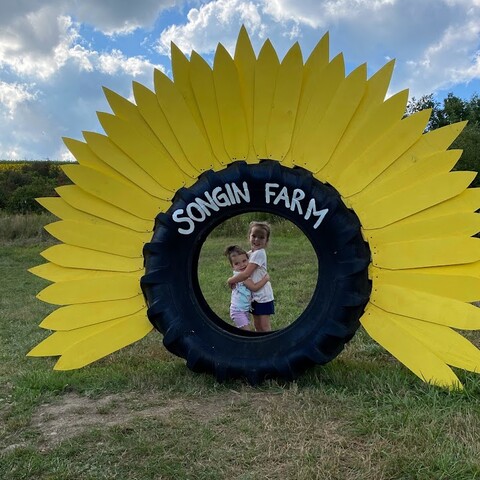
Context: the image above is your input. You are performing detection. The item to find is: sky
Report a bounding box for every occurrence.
[1,0,480,161]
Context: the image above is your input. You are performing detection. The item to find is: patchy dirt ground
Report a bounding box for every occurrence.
[28,391,273,449]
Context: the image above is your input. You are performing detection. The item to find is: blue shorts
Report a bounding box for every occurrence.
[250,300,275,316]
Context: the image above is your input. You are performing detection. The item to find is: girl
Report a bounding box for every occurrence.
[227,221,274,332]
[224,245,270,331]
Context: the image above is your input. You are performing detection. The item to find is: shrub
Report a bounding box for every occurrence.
[0,160,72,214]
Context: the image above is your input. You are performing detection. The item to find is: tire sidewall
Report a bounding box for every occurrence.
[142,161,371,381]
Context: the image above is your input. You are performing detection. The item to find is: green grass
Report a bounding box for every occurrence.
[198,222,318,329]
[1,224,480,479]
[0,213,56,245]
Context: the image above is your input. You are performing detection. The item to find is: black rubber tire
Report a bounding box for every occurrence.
[141,161,371,384]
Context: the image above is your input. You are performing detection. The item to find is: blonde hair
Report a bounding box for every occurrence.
[248,221,271,242]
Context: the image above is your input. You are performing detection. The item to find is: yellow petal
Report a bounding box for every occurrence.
[213,44,250,161]
[265,43,303,161]
[56,185,153,233]
[44,220,148,258]
[62,165,167,221]
[37,196,111,226]
[364,212,480,245]
[361,305,462,389]
[300,63,367,174]
[253,40,280,160]
[335,109,431,196]
[312,61,394,170]
[105,85,202,180]
[83,131,172,200]
[98,111,188,188]
[54,314,153,370]
[40,296,146,330]
[285,34,330,166]
[37,275,142,305]
[28,317,129,356]
[319,89,409,183]
[290,54,345,164]
[371,284,480,330]
[303,32,329,79]
[398,317,480,373]
[376,121,467,180]
[29,263,134,282]
[103,87,139,120]
[388,187,480,225]
[348,60,395,129]
[356,171,476,229]
[63,137,126,183]
[171,42,221,170]
[132,81,188,168]
[41,244,144,272]
[408,261,480,278]
[39,196,155,241]
[370,265,480,302]
[154,69,213,174]
[234,26,256,163]
[189,52,231,166]
[133,81,217,176]
[372,236,480,269]
[349,149,462,209]
[171,42,209,139]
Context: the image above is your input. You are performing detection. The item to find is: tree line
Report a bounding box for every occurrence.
[406,93,480,186]
[0,161,70,214]
[1,91,479,214]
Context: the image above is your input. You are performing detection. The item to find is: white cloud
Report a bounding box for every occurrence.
[0,81,37,118]
[258,0,480,97]
[1,0,480,160]
[0,0,187,44]
[0,11,77,79]
[0,3,65,57]
[98,50,160,76]
[59,147,75,162]
[0,0,172,160]
[156,0,266,56]
[264,0,396,28]
[0,14,160,81]
[404,18,480,95]
[0,50,161,159]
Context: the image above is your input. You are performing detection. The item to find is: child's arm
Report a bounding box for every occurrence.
[244,273,270,292]
[227,262,257,285]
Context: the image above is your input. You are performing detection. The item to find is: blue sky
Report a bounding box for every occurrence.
[1,0,479,161]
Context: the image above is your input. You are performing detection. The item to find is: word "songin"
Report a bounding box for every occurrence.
[172,181,329,234]
[172,182,250,234]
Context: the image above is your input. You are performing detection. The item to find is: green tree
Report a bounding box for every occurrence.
[451,123,480,186]
[0,160,72,213]
[5,177,57,214]
[405,94,441,130]
[406,92,480,186]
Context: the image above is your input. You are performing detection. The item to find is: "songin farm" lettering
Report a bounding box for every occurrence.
[172,182,329,235]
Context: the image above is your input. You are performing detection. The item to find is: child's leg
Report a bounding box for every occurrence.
[253,314,271,332]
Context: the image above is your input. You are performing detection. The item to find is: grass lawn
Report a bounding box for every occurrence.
[1,225,480,479]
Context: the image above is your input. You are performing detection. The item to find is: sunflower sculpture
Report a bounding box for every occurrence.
[28,27,480,389]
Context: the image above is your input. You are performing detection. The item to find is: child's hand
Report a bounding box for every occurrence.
[227,277,235,289]
[264,273,270,282]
